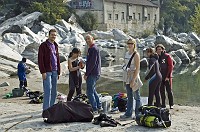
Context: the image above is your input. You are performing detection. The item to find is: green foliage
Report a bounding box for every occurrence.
[160,0,200,33]
[30,0,70,25]
[190,4,200,35]
[141,29,153,38]
[158,17,164,30]
[78,12,97,32]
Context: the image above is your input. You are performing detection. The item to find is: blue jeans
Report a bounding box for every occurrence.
[86,75,102,111]
[125,84,142,117]
[43,71,58,110]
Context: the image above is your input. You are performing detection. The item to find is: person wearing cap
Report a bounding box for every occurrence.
[17,57,28,90]
[156,44,174,109]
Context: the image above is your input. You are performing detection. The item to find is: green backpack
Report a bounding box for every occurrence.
[136,106,171,128]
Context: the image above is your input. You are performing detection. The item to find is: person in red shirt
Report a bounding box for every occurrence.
[156,44,174,109]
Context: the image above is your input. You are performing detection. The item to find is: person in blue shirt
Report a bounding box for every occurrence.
[17,57,28,90]
[84,34,102,115]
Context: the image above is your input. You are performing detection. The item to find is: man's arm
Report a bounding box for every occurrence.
[38,45,46,74]
[166,54,173,78]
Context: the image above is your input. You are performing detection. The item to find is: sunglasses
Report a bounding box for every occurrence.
[127,43,134,45]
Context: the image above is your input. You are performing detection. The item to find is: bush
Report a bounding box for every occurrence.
[78,12,97,32]
[141,29,153,38]
[30,0,69,25]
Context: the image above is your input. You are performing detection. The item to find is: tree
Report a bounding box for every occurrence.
[160,0,200,33]
[190,4,200,35]
[30,0,70,25]
[78,12,97,31]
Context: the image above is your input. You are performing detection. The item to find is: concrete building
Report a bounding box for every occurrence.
[70,0,160,33]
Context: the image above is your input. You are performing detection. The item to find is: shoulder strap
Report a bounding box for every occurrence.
[126,51,136,70]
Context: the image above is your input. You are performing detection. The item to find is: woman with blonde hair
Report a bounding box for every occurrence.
[120,38,143,120]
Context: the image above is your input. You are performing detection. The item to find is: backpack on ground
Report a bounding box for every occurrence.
[112,92,127,112]
[136,105,171,128]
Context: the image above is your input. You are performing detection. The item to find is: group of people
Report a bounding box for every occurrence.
[37,29,102,114]
[18,29,174,120]
[120,38,174,120]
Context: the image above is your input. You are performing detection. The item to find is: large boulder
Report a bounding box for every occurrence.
[2,25,23,36]
[57,19,85,34]
[22,26,42,44]
[169,51,182,65]
[0,12,42,36]
[155,35,185,52]
[112,29,131,41]
[21,43,40,64]
[173,49,190,64]
[187,49,197,60]
[0,42,36,77]
[177,33,188,43]
[100,50,115,62]
[90,30,114,40]
[55,24,68,39]
[2,33,36,53]
[188,32,200,46]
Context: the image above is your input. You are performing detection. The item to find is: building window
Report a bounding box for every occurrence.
[154,14,157,21]
[108,14,112,20]
[115,14,118,20]
[121,12,125,20]
[148,14,150,20]
[138,13,141,20]
[133,13,135,20]
[129,16,132,20]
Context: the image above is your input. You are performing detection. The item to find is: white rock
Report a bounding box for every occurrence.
[0,12,42,36]
[112,28,131,41]
[90,30,114,40]
[0,42,36,76]
[155,35,185,52]
[57,19,85,34]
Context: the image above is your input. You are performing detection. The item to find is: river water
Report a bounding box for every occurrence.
[58,46,200,106]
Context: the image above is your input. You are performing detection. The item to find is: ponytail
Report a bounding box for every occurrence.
[68,52,72,58]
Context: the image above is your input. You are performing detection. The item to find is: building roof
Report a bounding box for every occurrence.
[106,0,158,7]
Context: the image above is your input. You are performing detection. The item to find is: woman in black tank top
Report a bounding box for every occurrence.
[67,48,84,101]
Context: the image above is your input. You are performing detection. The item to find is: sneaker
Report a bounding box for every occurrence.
[119,114,132,121]
[132,116,136,120]
[98,108,104,113]
[170,105,174,109]
[93,111,99,115]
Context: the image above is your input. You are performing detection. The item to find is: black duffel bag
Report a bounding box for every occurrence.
[42,101,94,123]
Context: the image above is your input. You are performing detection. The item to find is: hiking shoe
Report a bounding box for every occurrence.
[119,114,132,121]
[93,111,99,115]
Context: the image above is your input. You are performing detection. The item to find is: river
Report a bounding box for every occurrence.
[58,46,200,106]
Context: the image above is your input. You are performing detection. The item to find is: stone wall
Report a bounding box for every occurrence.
[71,0,160,33]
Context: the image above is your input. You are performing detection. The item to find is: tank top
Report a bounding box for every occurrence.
[122,51,143,89]
[69,59,79,76]
[123,51,136,83]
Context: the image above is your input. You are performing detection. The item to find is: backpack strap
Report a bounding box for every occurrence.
[125,51,136,70]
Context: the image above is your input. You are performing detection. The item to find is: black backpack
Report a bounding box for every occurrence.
[117,98,127,112]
